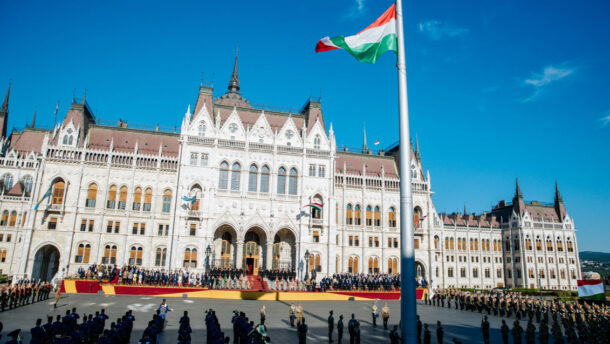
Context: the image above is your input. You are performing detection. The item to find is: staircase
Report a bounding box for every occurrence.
[248,275,269,291]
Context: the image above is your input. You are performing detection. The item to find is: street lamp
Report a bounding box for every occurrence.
[304,250,310,281]
[205,245,212,272]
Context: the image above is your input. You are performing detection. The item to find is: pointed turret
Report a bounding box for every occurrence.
[228,46,240,93]
[512,177,525,216]
[31,110,37,128]
[0,83,9,138]
[463,204,467,215]
[415,134,421,161]
[362,125,368,153]
[554,181,566,220]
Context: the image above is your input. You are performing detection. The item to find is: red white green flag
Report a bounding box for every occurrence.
[315,4,397,64]
[303,203,323,211]
[577,280,605,299]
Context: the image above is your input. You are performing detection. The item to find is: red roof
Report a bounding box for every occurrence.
[336,152,399,178]
[87,126,180,157]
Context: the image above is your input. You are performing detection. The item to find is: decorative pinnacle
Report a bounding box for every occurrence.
[228,45,240,93]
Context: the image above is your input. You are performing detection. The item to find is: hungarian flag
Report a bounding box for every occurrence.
[577,280,605,300]
[315,4,397,63]
[303,203,323,211]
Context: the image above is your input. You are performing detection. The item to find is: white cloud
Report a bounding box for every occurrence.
[600,114,610,127]
[417,20,468,40]
[345,0,366,18]
[522,64,576,102]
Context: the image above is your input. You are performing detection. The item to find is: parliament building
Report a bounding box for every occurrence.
[0,55,582,290]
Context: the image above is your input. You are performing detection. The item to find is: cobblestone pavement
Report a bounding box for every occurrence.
[0,293,513,343]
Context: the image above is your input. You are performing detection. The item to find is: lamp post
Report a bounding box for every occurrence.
[304,250,310,281]
[205,245,212,273]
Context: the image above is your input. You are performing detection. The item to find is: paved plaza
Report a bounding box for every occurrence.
[0,293,521,343]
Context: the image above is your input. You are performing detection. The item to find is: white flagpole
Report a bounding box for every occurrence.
[395,0,417,343]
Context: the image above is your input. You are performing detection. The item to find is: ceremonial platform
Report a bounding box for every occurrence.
[60,279,426,301]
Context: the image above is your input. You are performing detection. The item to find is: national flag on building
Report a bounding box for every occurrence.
[181,195,196,204]
[577,280,605,300]
[373,140,380,146]
[315,4,397,63]
[303,203,323,211]
[34,186,52,211]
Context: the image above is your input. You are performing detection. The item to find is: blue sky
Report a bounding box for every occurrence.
[1,0,609,251]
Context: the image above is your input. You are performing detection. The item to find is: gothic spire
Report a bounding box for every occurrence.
[555,181,563,203]
[415,134,421,160]
[515,177,523,199]
[228,45,240,93]
[362,125,368,153]
[463,204,467,215]
[31,110,37,128]
[1,82,9,114]
[0,82,10,138]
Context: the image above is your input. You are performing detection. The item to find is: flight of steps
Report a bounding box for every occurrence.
[247,275,269,291]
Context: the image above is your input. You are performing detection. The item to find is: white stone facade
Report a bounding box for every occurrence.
[0,75,582,290]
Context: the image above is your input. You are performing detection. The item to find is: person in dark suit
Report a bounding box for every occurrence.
[337,315,344,344]
[436,321,444,344]
[328,310,334,343]
[298,317,308,344]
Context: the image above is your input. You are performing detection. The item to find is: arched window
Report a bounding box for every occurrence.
[1,211,8,226]
[260,165,270,193]
[248,164,258,192]
[220,232,232,268]
[567,238,574,252]
[368,256,379,274]
[354,205,361,225]
[374,206,380,226]
[162,190,172,213]
[536,237,542,251]
[288,168,298,195]
[132,187,142,211]
[388,257,398,274]
[277,167,286,194]
[9,211,17,227]
[314,135,321,150]
[366,206,372,226]
[118,186,128,210]
[155,247,167,266]
[556,237,563,252]
[486,239,491,251]
[103,245,117,264]
[75,243,91,263]
[62,135,68,145]
[2,174,13,191]
[308,252,321,273]
[85,183,97,207]
[413,207,423,229]
[23,176,33,194]
[143,188,152,211]
[129,246,143,265]
[525,238,533,251]
[311,196,323,219]
[434,236,439,249]
[546,237,553,251]
[230,163,241,191]
[348,256,359,273]
[183,248,197,268]
[450,237,455,250]
[474,239,479,251]
[107,185,117,209]
[52,180,65,205]
[219,161,230,189]
[189,185,202,211]
[346,204,353,225]
[198,122,206,137]
[388,207,396,227]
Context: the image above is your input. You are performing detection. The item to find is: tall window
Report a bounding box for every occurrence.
[374,206,380,226]
[318,166,325,178]
[556,238,563,252]
[24,176,33,194]
[288,168,298,195]
[107,185,117,209]
[52,180,65,205]
[348,256,359,273]
[314,135,321,149]
[87,184,98,209]
[75,243,91,263]
[536,237,542,251]
[346,204,353,225]
[388,207,396,227]
[218,161,229,189]
[118,186,128,210]
[155,247,167,266]
[184,248,197,268]
[366,206,372,226]
[308,252,321,273]
[260,165,270,193]
[132,187,142,211]
[230,163,241,190]
[162,190,172,213]
[567,238,573,252]
[129,246,143,265]
[277,167,286,194]
[546,237,553,251]
[368,257,379,274]
[102,245,117,264]
[198,122,206,137]
[9,211,17,227]
[143,188,152,211]
[388,257,398,274]
[190,153,198,165]
[248,164,258,192]
[354,205,361,225]
[434,236,439,249]
[2,174,13,190]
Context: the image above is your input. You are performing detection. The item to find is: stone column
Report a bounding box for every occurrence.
[236,241,244,269]
[266,242,273,270]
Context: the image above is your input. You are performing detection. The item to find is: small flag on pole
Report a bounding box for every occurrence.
[315,4,397,64]
[34,186,52,211]
[416,215,427,229]
[303,203,323,211]
[374,140,380,146]
[577,280,605,299]
[181,195,196,204]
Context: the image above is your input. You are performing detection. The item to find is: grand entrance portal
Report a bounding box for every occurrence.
[31,245,60,281]
[243,231,261,275]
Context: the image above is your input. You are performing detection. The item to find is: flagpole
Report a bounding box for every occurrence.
[395,0,416,343]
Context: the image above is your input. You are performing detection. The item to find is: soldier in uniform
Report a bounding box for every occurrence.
[296,303,304,326]
[328,310,334,343]
[525,319,536,344]
[382,303,390,330]
[501,319,510,344]
[298,317,308,344]
[512,319,523,344]
[289,303,296,327]
[436,321,443,344]
[481,316,490,344]
[337,315,344,344]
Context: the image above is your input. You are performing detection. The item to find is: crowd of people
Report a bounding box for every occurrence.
[318,273,402,291]
[426,288,610,343]
[76,265,253,290]
[0,280,53,312]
